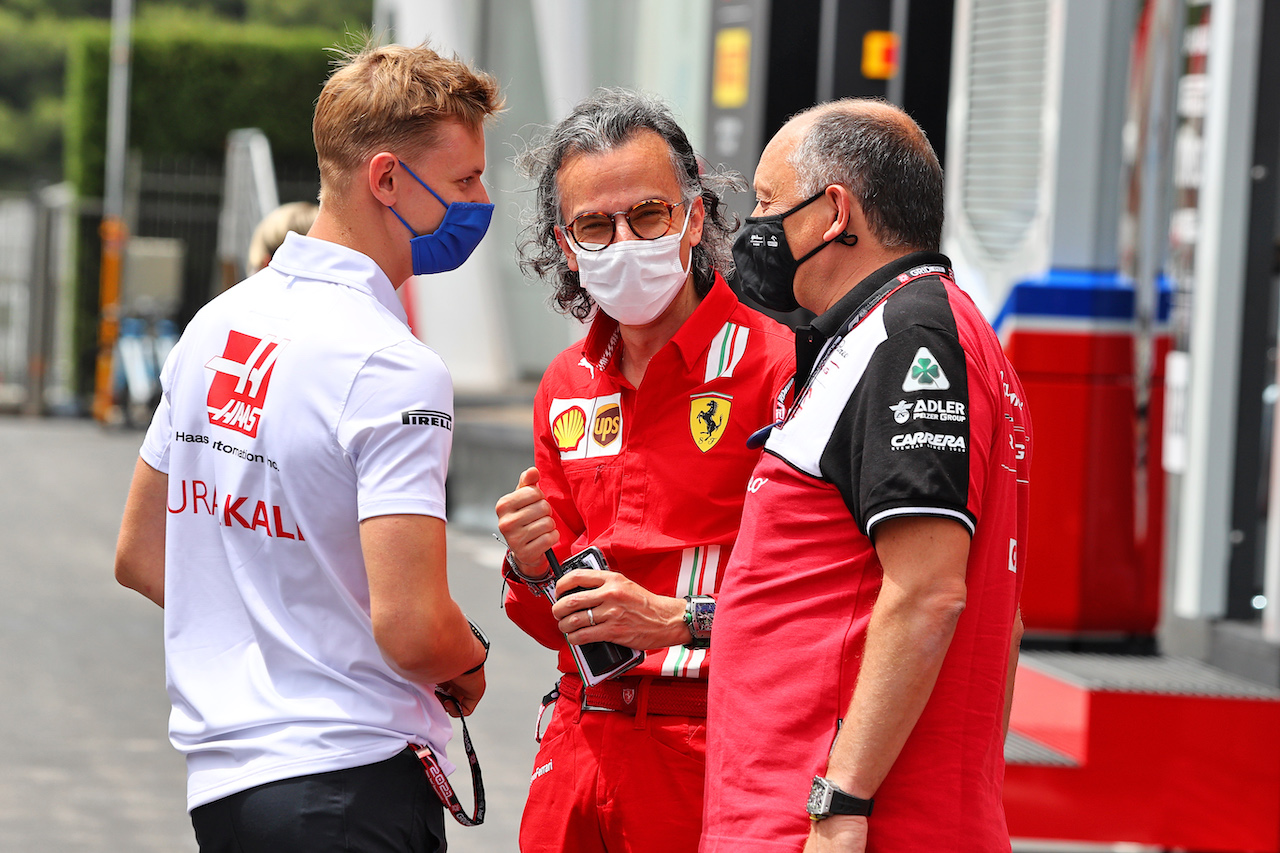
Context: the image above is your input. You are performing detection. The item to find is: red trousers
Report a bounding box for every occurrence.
[518,691,707,852]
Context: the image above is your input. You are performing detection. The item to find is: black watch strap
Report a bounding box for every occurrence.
[807,776,874,820]
[462,619,489,675]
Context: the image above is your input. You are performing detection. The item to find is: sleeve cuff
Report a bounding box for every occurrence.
[865,505,975,538]
[357,497,447,523]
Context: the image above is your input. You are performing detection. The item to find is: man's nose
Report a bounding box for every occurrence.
[612,212,641,242]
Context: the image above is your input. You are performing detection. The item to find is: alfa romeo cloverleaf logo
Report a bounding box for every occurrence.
[902,346,951,391]
[912,357,940,385]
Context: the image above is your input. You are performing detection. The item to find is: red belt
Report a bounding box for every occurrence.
[558,673,707,718]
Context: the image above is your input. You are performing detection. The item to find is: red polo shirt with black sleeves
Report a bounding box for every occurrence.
[702,252,1033,853]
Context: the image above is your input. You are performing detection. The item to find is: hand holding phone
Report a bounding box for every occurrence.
[543,547,644,685]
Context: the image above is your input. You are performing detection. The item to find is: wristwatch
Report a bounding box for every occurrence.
[462,619,490,675]
[806,776,874,820]
[683,595,715,649]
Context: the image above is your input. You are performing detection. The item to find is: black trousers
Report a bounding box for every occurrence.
[190,747,446,853]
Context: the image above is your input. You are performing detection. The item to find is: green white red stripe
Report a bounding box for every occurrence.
[661,544,720,677]
[662,646,708,679]
[704,322,749,382]
[677,544,718,598]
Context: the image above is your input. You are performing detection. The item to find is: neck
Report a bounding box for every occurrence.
[309,203,413,288]
[617,276,701,386]
[809,245,913,315]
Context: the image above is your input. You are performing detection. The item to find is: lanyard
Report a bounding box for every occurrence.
[794,265,954,411]
[416,692,485,826]
[748,265,952,449]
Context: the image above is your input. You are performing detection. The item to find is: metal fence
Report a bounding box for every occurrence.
[0,186,78,415]
[0,194,33,407]
[134,155,319,326]
[0,155,322,416]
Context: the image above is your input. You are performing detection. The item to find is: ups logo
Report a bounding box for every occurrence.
[592,403,621,447]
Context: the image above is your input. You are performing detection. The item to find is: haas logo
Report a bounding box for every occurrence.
[205,331,287,438]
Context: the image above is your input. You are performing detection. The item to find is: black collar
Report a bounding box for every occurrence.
[794,250,951,388]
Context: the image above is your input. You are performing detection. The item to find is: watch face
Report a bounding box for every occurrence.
[689,597,715,639]
[806,778,832,816]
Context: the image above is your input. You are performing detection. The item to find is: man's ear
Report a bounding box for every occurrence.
[368,152,399,206]
[687,194,706,248]
[554,225,580,273]
[823,184,853,244]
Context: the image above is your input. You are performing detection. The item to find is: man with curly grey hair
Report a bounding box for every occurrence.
[495,89,794,852]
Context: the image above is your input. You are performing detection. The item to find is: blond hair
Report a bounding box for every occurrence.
[313,40,503,199]
[247,201,319,272]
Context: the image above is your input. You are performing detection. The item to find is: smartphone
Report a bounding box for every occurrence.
[547,546,645,685]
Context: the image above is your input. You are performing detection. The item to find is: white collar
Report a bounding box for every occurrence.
[268,232,407,324]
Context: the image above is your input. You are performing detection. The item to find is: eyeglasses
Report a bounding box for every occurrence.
[566,199,685,251]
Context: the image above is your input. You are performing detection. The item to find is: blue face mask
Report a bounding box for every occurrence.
[388,160,494,275]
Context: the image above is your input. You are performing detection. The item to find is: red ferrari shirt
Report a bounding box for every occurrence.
[702,253,1033,851]
[504,275,795,681]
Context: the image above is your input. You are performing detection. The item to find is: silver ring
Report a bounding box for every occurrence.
[587,608,595,627]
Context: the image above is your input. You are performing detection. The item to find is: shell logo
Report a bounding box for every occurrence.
[553,406,587,452]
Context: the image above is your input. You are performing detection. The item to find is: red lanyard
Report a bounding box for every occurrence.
[749,266,952,450]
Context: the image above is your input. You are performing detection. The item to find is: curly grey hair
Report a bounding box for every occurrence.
[515,88,744,320]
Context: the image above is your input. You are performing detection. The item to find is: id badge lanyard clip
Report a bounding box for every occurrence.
[416,692,486,826]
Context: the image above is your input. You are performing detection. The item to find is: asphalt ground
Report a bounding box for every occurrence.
[0,414,556,852]
[0,414,1116,853]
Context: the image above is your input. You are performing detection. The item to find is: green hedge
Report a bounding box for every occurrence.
[65,18,343,197]
[0,12,73,189]
[64,18,348,401]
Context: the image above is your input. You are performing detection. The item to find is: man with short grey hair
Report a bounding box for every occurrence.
[702,98,1031,852]
[496,89,794,852]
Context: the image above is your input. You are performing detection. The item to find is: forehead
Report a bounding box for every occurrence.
[556,130,683,218]
[754,118,811,194]
[413,119,486,169]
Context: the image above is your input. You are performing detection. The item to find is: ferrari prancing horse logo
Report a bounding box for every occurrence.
[690,393,732,452]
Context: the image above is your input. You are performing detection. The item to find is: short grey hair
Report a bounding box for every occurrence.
[515,88,744,320]
[788,99,944,252]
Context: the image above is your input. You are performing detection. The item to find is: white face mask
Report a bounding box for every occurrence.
[570,205,693,326]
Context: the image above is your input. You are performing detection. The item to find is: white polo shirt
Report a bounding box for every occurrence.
[141,233,456,811]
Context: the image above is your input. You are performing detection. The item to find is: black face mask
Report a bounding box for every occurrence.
[731,190,857,312]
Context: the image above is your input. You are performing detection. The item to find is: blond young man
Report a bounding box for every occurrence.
[115,42,501,852]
